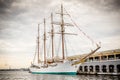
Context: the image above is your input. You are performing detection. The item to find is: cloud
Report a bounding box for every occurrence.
[0,0,62,47]
[99,35,120,51]
[0,0,14,13]
[65,0,120,12]
[0,38,36,55]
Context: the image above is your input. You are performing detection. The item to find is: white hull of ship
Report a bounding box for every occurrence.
[29,61,79,75]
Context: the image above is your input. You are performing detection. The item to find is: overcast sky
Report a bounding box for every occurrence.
[0,0,120,69]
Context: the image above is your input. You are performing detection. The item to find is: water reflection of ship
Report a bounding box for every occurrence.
[29,3,100,75]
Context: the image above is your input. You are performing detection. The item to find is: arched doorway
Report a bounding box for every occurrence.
[109,65,114,72]
[95,65,100,72]
[79,66,82,72]
[117,64,120,73]
[102,65,107,72]
[84,66,88,72]
[89,66,93,72]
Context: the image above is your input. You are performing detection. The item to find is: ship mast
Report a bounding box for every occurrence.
[37,24,40,63]
[44,18,47,64]
[51,13,54,62]
[60,4,65,60]
[52,4,75,60]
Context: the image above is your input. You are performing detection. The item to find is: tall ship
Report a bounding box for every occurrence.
[29,4,100,75]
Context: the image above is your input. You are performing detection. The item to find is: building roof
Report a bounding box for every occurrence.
[67,49,120,60]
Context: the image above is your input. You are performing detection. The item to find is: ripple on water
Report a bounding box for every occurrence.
[0,71,120,80]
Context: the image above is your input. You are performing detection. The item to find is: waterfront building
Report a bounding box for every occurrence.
[77,49,120,75]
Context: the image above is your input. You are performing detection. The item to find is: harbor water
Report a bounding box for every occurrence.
[0,71,120,80]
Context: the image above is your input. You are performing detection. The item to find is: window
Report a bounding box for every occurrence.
[117,64,120,73]
[79,66,82,72]
[95,65,100,72]
[89,57,93,62]
[84,66,88,72]
[116,54,120,59]
[95,56,100,61]
[89,66,93,72]
[108,55,114,60]
[101,56,107,60]
[109,65,114,72]
[102,65,107,72]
